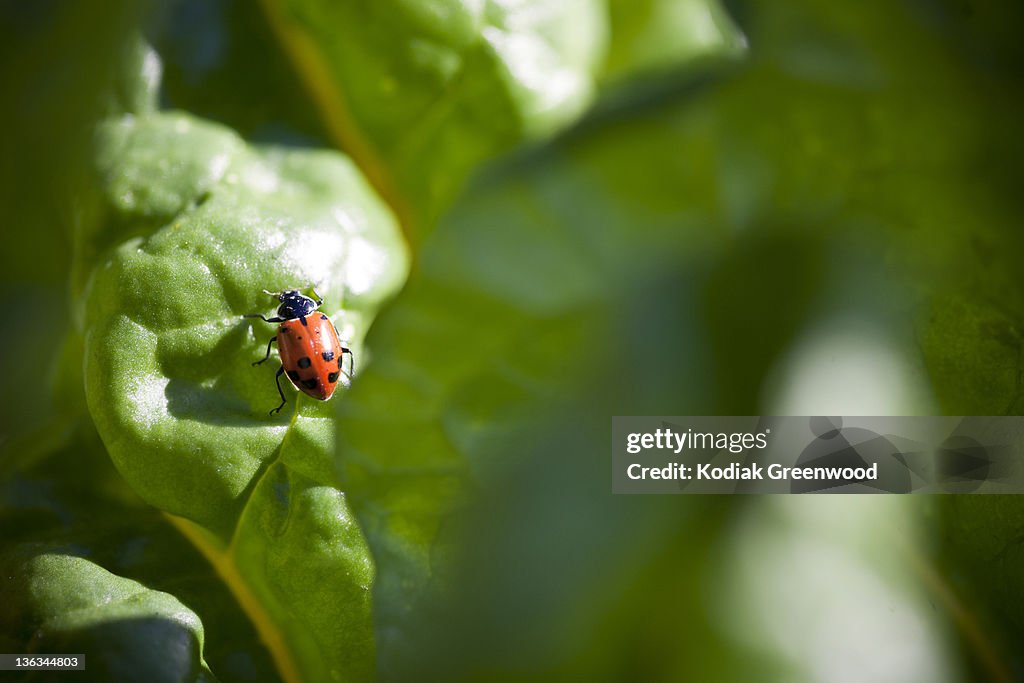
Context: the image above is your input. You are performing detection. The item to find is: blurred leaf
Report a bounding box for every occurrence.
[712,497,961,683]
[603,0,746,81]
[334,75,739,677]
[334,0,1024,678]
[150,0,328,145]
[261,0,610,231]
[0,0,141,288]
[939,496,1024,679]
[0,2,151,463]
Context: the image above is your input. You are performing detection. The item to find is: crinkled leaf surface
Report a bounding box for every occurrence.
[81,106,407,681]
[84,110,407,532]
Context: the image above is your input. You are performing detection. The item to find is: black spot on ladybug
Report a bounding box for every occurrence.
[287,370,300,382]
[279,327,289,334]
[297,357,311,369]
[328,371,339,384]
[322,350,335,361]
[302,378,319,390]
[299,316,308,327]
[320,314,328,321]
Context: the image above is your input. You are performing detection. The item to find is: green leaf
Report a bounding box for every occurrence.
[81,107,407,681]
[84,110,407,529]
[1,550,214,683]
[0,424,279,682]
[261,0,610,230]
[7,0,1024,680]
[332,82,737,672]
[333,0,1024,677]
[939,496,1024,677]
[603,0,746,81]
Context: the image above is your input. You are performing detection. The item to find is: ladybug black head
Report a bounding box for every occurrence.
[273,289,319,320]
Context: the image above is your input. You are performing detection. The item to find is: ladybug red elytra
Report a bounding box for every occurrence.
[245,289,353,415]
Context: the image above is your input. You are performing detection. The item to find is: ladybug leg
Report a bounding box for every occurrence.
[311,287,323,307]
[244,314,285,323]
[270,365,288,415]
[340,346,354,378]
[334,325,355,378]
[252,336,277,366]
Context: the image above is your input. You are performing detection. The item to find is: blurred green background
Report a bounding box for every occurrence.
[2,0,1023,681]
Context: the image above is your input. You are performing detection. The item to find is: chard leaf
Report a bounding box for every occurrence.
[82,108,407,681]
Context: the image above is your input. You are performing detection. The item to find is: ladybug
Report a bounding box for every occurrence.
[245,289,353,415]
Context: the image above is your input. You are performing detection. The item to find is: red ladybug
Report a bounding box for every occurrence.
[245,289,353,414]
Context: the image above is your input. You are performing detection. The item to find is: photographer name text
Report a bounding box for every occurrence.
[622,427,878,483]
